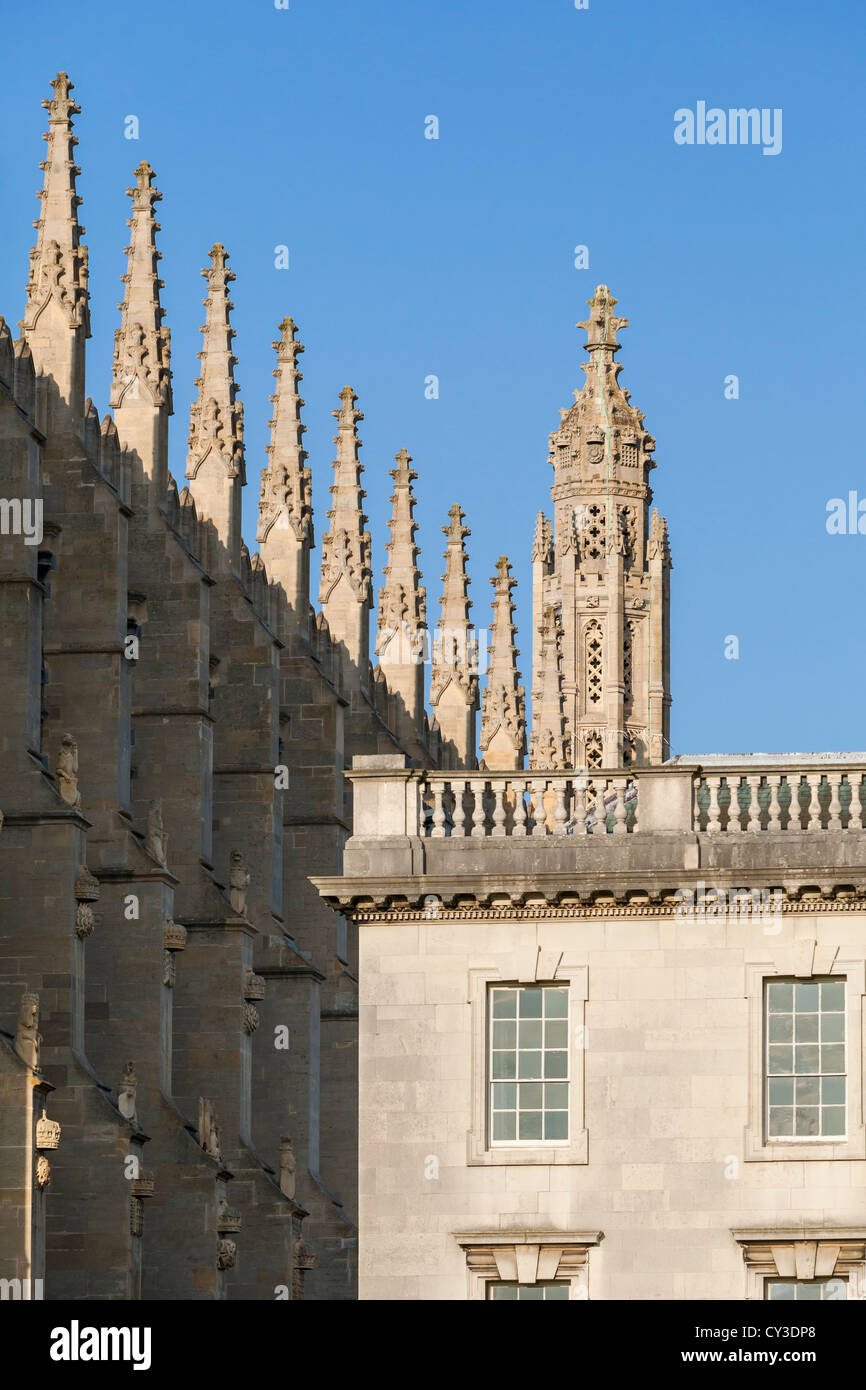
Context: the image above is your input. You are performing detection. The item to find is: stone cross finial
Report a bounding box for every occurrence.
[318,385,372,670]
[110,160,172,418]
[257,316,312,547]
[377,448,426,658]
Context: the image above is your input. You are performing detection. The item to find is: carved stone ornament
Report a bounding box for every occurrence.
[36,1108,61,1151]
[217,1237,236,1270]
[294,1235,316,1271]
[145,798,168,867]
[131,1172,155,1199]
[243,966,265,1001]
[130,1196,144,1237]
[35,1154,51,1189]
[279,1136,296,1200]
[217,1195,242,1234]
[118,1061,138,1123]
[229,851,250,916]
[56,732,81,808]
[75,902,95,938]
[163,917,187,950]
[198,1098,222,1162]
[73,864,100,902]
[15,992,41,1070]
[243,1001,260,1035]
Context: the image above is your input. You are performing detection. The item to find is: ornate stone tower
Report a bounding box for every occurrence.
[531,285,671,769]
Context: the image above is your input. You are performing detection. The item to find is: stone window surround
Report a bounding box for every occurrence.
[468,947,588,1166]
[454,1230,602,1301]
[732,1230,866,1300]
[744,943,865,1161]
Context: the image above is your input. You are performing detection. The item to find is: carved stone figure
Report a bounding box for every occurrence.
[15,992,41,1069]
[198,1098,222,1162]
[36,1155,51,1189]
[35,1109,61,1150]
[229,851,250,916]
[145,798,168,866]
[75,902,95,938]
[118,1061,138,1123]
[56,733,81,807]
[279,1136,296,1200]
[217,1237,236,1270]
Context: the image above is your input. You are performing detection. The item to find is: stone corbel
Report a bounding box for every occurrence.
[454,1231,602,1299]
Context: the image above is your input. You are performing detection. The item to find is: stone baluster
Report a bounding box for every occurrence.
[552,780,568,836]
[746,775,763,832]
[430,781,447,838]
[630,778,639,832]
[512,780,528,837]
[856,775,866,829]
[726,777,741,833]
[827,772,843,831]
[612,777,628,835]
[805,774,823,831]
[470,778,487,838]
[491,781,508,838]
[451,780,469,837]
[705,776,722,834]
[530,779,547,837]
[766,775,782,832]
[572,776,588,836]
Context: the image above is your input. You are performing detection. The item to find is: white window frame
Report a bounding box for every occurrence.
[744,952,865,1161]
[763,976,847,1143]
[488,982,570,1149]
[468,952,588,1166]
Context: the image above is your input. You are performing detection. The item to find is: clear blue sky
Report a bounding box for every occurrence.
[2,0,864,755]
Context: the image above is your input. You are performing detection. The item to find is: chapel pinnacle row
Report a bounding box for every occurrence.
[20,71,672,774]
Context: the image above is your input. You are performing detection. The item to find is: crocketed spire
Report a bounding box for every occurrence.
[21,72,90,417]
[319,386,372,674]
[376,448,427,741]
[110,162,172,487]
[429,504,479,769]
[185,244,245,566]
[479,556,526,771]
[257,317,313,619]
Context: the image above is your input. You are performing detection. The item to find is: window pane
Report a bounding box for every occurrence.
[793,1044,819,1074]
[768,1014,793,1042]
[767,982,793,1011]
[545,989,568,1018]
[795,982,819,1011]
[518,989,543,1018]
[545,1284,570,1300]
[794,1106,819,1136]
[821,1076,845,1105]
[821,1044,845,1074]
[519,1083,542,1110]
[768,1283,795,1300]
[768,1106,793,1136]
[518,1020,542,1048]
[545,1110,568,1140]
[493,1021,516,1049]
[492,1050,516,1080]
[492,990,516,1019]
[821,981,845,1011]
[795,1076,819,1105]
[545,1020,568,1048]
[518,1050,542,1079]
[822,1106,845,1136]
[768,1045,793,1074]
[493,1082,516,1110]
[794,1013,818,1042]
[544,1050,568,1079]
[545,1082,568,1109]
[519,1110,542,1140]
[768,1078,793,1105]
[492,1112,516,1141]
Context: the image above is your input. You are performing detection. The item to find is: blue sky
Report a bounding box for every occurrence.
[2,0,864,754]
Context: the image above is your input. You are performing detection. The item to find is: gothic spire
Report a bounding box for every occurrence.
[429,504,479,769]
[376,448,427,741]
[21,72,90,417]
[529,606,568,771]
[479,556,526,771]
[257,317,313,617]
[185,244,245,566]
[110,162,172,488]
[319,386,372,674]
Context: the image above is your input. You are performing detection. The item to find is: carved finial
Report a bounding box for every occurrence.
[20,73,90,411]
[531,511,553,564]
[577,284,628,358]
[648,507,671,565]
[14,993,41,1070]
[56,732,80,807]
[479,556,526,770]
[257,316,312,550]
[110,161,172,419]
[144,798,168,866]
[229,850,250,917]
[185,244,245,564]
[118,1061,138,1123]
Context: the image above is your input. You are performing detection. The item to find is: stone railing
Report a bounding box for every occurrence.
[423,772,637,837]
[693,769,866,834]
[346,755,866,842]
